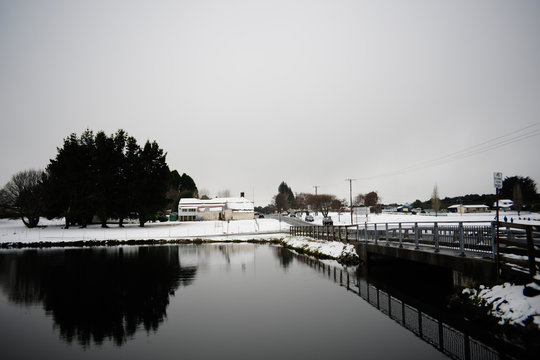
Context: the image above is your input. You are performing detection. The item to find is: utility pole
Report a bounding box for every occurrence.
[345,179,357,225]
[313,185,320,215]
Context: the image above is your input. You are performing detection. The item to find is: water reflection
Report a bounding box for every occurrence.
[276,247,536,360]
[275,246,294,269]
[0,246,196,347]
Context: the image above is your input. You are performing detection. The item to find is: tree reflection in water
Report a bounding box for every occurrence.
[275,246,294,269]
[0,246,196,347]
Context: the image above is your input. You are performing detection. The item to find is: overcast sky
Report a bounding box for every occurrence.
[1,0,539,207]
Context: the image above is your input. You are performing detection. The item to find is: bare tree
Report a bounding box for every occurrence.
[354,194,365,207]
[217,189,231,198]
[198,188,211,199]
[314,194,336,217]
[431,184,441,216]
[294,193,308,211]
[0,169,45,228]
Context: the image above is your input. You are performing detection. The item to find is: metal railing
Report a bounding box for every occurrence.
[290,221,496,257]
[290,220,540,278]
[292,253,504,360]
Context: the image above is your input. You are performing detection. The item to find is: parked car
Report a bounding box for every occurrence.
[289,213,296,217]
[258,214,265,218]
[305,215,314,222]
[281,212,288,216]
[322,217,333,226]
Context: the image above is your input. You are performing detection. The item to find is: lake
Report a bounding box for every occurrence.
[0,244,520,359]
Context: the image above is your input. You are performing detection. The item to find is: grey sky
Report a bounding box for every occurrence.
[1,0,539,207]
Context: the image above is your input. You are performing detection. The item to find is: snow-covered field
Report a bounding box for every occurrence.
[0,217,289,244]
[1,210,539,244]
[303,210,540,226]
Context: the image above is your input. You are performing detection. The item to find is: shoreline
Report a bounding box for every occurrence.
[1,231,539,336]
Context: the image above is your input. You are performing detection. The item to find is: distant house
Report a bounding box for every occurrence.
[178,196,254,221]
[397,204,412,212]
[448,204,489,214]
[493,199,513,211]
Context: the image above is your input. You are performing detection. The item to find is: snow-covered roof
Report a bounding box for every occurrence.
[449,204,488,208]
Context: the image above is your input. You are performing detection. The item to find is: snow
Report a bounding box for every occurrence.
[2,213,539,330]
[302,210,540,226]
[281,236,357,259]
[464,281,540,327]
[0,218,289,243]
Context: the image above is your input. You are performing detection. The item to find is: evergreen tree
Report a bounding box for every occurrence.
[501,176,538,206]
[277,181,295,208]
[178,173,198,198]
[93,131,123,228]
[132,141,170,227]
[45,131,95,228]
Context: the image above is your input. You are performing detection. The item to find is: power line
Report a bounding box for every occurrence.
[358,121,540,180]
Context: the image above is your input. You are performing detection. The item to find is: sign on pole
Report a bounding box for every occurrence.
[493,172,503,189]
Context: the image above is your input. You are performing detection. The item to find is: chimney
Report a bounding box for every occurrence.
[240,192,245,198]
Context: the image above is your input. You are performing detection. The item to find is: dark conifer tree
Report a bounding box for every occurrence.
[132,141,170,227]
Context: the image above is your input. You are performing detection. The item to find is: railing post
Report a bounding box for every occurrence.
[434,223,439,252]
[490,222,497,261]
[385,223,389,245]
[459,222,465,256]
[374,223,378,245]
[399,223,403,248]
[364,222,368,242]
[356,224,359,242]
[526,226,537,278]
[415,222,419,249]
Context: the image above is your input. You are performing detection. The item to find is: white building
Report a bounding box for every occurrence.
[448,204,489,214]
[178,197,254,221]
[493,199,513,211]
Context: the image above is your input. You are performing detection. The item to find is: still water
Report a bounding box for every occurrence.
[0,244,507,359]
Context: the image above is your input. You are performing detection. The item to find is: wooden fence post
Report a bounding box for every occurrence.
[526,226,537,278]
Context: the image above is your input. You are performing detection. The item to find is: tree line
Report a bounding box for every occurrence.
[0,129,197,228]
[261,176,538,216]
[412,176,539,213]
[255,181,381,216]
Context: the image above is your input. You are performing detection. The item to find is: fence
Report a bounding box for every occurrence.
[290,220,540,279]
[293,252,503,360]
[290,221,496,257]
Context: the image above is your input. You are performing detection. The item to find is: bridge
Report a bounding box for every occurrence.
[290,221,540,284]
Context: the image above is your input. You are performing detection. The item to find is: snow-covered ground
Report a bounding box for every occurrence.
[463,278,540,328]
[282,235,357,259]
[300,210,540,226]
[0,217,290,243]
[1,210,538,245]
